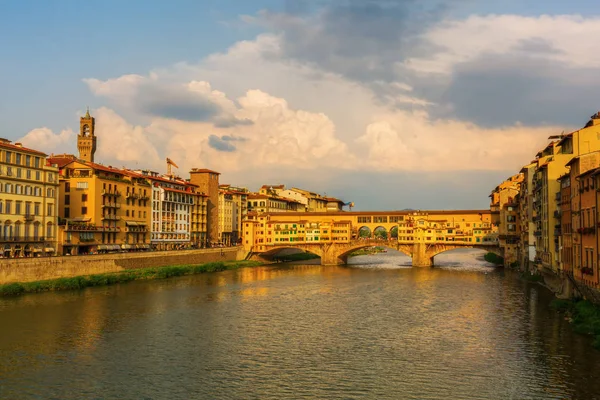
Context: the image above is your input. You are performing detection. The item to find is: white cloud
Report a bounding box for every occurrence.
[406,14,600,74]
[24,11,598,180]
[19,127,76,156]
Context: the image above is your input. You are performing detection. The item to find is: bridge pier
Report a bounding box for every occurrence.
[321,251,344,266]
[412,243,433,268]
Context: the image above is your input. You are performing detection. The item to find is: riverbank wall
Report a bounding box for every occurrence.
[0,247,247,285]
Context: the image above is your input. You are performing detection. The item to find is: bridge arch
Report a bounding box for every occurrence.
[358,226,371,238]
[390,226,398,239]
[373,226,387,240]
[253,245,323,262]
[424,243,503,266]
[336,241,412,262]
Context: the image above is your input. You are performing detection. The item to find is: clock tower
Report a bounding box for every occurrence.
[78,107,96,162]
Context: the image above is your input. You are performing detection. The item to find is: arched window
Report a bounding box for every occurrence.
[82,124,90,137]
[47,222,54,239]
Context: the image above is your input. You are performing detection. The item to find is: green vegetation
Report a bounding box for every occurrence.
[551,299,600,349]
[484,252,504,265]
[274,252,320,262]
[0,260,262,297]
[349,246,387,256]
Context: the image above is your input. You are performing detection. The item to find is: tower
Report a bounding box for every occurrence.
[78,108,96,162]
[189,168,220,245]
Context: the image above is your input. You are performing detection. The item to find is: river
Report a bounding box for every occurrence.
[0,249,599,399]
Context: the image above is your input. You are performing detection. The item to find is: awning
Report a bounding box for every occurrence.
[126,221,139,227]
[33,247,42,253]
[98,245,108,250]
[44,247,55,252]
[121,244,132,249]
[66,217,91,223]
[110,245,120,251]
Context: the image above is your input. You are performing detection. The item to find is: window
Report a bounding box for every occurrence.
[15,202,21,215]
[5,151,11,163]
[26,170,31,179]
[81,207,87,215]
[64,208,70,218]
[82,194,88,202]
[16,168,21,178]
[76,182,88,189]
[15,153,21,165]
[47,204,53,216]
[65,195,70,205]
[34,203,40,216]
[5,201,11,214]
[64,182,70,193]
[46,223,53,239]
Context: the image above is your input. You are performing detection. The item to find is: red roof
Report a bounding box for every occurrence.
[47,155,77,168]
[0,140,47,156]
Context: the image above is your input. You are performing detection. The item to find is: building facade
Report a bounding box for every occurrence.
[0,139,59,257]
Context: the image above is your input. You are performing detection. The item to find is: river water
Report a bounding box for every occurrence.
[1,249,599,399]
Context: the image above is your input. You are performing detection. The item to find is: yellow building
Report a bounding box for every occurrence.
[247,194,304,213]
[260,185,349,212]
[0,138,59,257]
[517,163,537,269]
[489,173,523,266]
[50,157,152,255]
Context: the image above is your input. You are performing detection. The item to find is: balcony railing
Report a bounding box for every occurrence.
[0,236,45,243]
[102,190,121,197]
[23,214,35,221]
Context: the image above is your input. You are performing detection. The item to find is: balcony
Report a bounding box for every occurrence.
[0,236,45,243]
[101,215,121,221]
[66,224,103,232]
[23,214,35,222]
[102,190,121,197]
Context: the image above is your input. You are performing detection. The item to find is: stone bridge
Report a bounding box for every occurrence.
[254,239,503,267]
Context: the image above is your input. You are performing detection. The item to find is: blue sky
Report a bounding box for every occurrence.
[4,0,600,209]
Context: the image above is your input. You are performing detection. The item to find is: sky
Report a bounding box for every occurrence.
[3,0,600,210]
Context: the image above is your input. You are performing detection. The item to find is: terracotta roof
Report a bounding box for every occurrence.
[190,168,220,175]
[164,187,203,196]
[248,194,270,200]
[0,140,47,156]
[47,155,77,168]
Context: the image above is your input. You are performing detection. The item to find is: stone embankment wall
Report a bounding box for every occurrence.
[0,247,247,284]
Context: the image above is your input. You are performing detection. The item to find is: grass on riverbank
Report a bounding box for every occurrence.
[484,252,504,265]
[0,260,263,297]
[551,299,600,349]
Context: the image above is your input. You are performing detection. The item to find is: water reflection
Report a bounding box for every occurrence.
[0,250,599,399]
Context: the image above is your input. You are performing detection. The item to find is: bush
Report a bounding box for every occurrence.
[0,283,25,296]
[484,252,504,265]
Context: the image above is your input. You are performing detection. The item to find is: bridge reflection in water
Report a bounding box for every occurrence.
[244,210,501,266]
